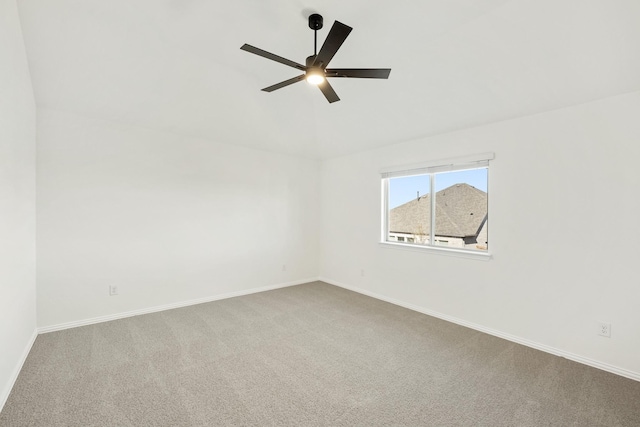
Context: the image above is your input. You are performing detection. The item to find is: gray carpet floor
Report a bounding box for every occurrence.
[1,281,640,426]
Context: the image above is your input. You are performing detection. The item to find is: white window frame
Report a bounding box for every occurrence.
[380,152,494,261]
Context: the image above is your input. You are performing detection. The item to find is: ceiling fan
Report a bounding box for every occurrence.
[240,14,391,103]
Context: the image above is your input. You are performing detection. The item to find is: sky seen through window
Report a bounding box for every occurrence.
[388,168,488,209]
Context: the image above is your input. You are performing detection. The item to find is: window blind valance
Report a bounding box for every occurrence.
[380,152,494,179]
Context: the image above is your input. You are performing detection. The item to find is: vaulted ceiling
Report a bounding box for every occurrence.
[16,0,640,159]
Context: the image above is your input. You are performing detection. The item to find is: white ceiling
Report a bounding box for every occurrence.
[17,0,640,159]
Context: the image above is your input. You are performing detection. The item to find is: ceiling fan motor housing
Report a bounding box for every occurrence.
[305,55,318,67]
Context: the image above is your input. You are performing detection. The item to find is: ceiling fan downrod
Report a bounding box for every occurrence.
[308,13,323,56]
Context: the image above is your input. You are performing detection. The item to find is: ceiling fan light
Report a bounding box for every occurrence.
[306,70,325,85]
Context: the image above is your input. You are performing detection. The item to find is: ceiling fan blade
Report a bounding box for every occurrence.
[326,68,391,79]
[318,80,340,103]
[241,44,306,71]
[262,75,306,92]
[313,21,352,69]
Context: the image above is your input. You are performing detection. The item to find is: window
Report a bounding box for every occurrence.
[381,153,493,254]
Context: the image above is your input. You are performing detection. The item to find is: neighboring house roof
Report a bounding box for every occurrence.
[389,183,487,238]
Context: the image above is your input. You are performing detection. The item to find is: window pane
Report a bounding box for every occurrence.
[387,174,431,245]
[432,168,488,251]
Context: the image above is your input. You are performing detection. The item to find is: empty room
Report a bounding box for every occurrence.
[2,0,640,425]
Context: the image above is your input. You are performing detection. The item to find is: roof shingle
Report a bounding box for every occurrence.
[389,183,487,238]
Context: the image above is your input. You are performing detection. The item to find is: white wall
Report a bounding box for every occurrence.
[36,109,320,328]
[320,91,640,378]
[0,0,37,409]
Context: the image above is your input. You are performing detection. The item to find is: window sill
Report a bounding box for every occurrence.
[378,241,492,261]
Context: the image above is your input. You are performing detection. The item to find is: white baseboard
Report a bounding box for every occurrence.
[38,277,320,334]
[319,277,640,383]
[0,329,38,413]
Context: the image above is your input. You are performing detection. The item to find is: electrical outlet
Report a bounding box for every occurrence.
[597,322,611,337]
[360,269,365,277]
[282,264,287,272]
[109,285,118,296]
